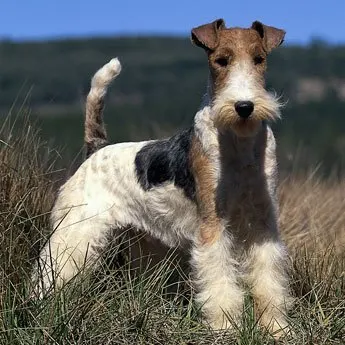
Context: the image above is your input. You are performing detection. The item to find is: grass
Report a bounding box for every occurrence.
[0,114,344,344]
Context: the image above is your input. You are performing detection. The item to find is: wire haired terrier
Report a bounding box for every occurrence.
[35,19,292,337]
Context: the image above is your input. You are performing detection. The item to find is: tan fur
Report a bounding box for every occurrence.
[208,28,267,94]
[190,136,222,245]
[85,93,107,148]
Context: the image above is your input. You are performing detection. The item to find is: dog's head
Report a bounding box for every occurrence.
[191,19,285,137]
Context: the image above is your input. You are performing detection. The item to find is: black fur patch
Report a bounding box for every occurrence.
[135,128,196,201]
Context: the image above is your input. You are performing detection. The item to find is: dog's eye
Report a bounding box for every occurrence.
[215,57,229,67]
[254,55,265,65]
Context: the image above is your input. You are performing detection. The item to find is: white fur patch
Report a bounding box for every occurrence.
[36,140,200,292]
[90,57,122,99]
[222,61,258,102]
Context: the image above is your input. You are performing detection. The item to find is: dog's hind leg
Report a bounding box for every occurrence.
[34,203,117,297]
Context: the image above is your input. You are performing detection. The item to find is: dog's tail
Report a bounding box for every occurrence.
[85,58,122,158]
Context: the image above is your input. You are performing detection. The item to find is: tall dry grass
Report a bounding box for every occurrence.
[0,115,344,344]
[280,174,345,254]
[0,115,58,295]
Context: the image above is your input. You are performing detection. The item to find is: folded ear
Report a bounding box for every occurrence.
[191,19,225,51]
[251,21,286,53]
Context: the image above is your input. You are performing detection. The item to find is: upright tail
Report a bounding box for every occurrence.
[85,58,122,158]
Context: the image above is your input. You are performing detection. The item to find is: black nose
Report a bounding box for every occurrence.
[235,101,254,118]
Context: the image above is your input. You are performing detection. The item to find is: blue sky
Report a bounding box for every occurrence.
[1,0,344,44]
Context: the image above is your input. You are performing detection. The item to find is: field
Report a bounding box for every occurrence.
[0,113,344,345]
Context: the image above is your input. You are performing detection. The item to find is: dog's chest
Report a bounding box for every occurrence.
[218,160,268,219]
[216,129,270,219]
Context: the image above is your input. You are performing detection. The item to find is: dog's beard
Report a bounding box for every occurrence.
[213,93,282,137]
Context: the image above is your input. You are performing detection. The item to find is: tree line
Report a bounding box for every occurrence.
[0,37,344,175]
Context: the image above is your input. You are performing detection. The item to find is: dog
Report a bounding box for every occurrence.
[34,19,292,337]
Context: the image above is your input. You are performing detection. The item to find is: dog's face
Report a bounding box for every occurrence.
[192,19,285,137]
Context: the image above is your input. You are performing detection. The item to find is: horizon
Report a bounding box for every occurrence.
[0,33,341,47]
[1,0,344,44]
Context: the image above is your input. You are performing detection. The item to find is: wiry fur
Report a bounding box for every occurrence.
[85,58,121,158]
[34,19,292,339]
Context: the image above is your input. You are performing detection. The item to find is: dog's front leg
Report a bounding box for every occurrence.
[190,137,243,329]
[191,227,243,329]
[244,126,292,337]
[244,206,293,337]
